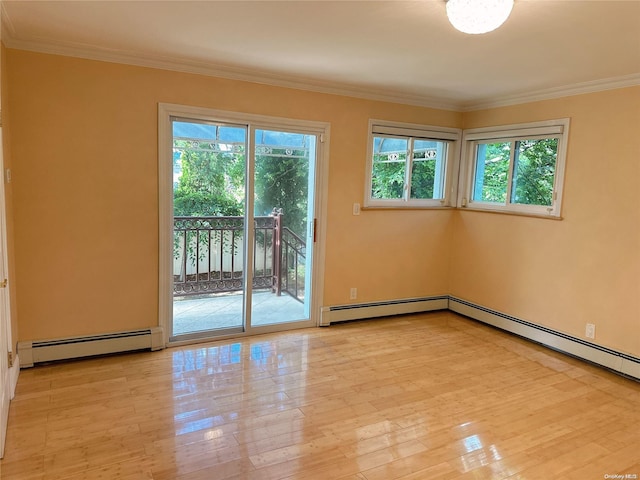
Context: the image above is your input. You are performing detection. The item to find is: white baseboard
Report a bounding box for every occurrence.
[320,295,639,381]
[18,327,165,367]
[15,298,639,383]
[320,296,449,326]
[449,296,640,381]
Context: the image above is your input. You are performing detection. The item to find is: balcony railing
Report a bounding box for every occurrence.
[173,209,305,302]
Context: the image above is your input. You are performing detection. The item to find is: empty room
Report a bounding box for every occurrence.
[0,1,638,479]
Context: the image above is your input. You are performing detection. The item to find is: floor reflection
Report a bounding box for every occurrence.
[4,313,637,479]
[171,335,309,439]
[459,433,503,473]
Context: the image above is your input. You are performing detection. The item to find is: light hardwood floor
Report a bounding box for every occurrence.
[1,312,639,479]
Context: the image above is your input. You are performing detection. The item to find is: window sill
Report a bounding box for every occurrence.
[359,204,563,220]
[457,206,563,220]
[362,205,456,211]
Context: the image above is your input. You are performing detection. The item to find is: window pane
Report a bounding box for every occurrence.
[472,142,510,203]
[410,140,447,199]
[172,121,246,216]
[511,138,558,206]
[371,136,408,199]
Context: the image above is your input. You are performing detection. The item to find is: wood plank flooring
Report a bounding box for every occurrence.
[1,312,639,479]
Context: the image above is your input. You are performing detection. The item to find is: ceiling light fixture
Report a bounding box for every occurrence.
[446,0,514,35]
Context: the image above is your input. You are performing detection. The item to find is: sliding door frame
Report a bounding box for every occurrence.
[158,103,329,346]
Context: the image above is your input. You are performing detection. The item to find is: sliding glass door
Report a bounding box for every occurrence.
[250,129,315,327]
[171,119,247,336]
[160,106,324,342]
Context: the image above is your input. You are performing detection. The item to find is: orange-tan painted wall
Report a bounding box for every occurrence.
[4,49,459,341]
[451,87,640,357]
[1,44,19,352]
[0,45,18,353]
[4,48,639,360]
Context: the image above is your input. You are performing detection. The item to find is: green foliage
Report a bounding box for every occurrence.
[371,156,440,201]
[174,192,242,217]
[410,159,437,199]
[173,140,310,239]
[512,139,558,206]
[173,143,244,217]
[371,143,442,201]
[173,145,244,263]
[254,153,308,237]
[371,156,405,199]
[475,142,510,202]
[475,139,558,206]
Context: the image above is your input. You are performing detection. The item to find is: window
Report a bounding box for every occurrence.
[365,120,461,208]
[460,119,569,218]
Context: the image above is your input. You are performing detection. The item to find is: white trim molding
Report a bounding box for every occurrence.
[3,29,638,112]
[365,120,462,209]
[463,73,640,112]
[2,35,461,112]
[158,103,330,343]
[449,297,640,381]
[17,327,164,368]
[320,296,449,326]
[457,118,570,219]
[320,295,640,381]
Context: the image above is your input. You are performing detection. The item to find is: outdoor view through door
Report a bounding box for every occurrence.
[170,118,316,338]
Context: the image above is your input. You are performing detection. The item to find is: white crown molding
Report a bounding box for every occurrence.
[2,27,639,113]
[1,33,464,112]
[462,73,640,112]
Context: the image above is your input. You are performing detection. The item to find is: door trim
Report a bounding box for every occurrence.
[0,126,13,458]
[158,103,329,345]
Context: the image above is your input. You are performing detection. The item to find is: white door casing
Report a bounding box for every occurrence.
[0,127,12,458]
[158,103,329,344]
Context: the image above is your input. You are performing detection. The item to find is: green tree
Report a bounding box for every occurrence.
[370,139,443,201]
[371,157,441,200]
[410,158,437,199]
[173,139,311,238]
[371,155,406,199]
[476,142,511,203]
[173,142,244,216]
[476,139,558,205]
[254,154,308,237]
[512,139,558,206]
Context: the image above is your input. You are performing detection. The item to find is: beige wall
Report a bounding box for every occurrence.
[1,44,19,352]
[4,49,459,341]
[4,48,639,359]
[451,87,640,357]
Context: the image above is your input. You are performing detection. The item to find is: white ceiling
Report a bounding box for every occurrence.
[2,0,640,110]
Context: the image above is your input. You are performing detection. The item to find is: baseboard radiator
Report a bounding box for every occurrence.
[320,295,449,326]
[18,327,165,368]
[449,297,640,381]
[320,295,639,381]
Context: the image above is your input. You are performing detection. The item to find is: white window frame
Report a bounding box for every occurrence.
[458,118,570,218]
[365,119,461,208]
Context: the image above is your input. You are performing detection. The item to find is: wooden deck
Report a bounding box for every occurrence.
[2,311,639,479]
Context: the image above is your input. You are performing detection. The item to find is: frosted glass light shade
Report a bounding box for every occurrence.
[446,0,514,35]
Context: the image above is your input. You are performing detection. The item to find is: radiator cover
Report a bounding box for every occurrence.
[320,296,639,381]
[18,327,164,367]
[320,296,449,325]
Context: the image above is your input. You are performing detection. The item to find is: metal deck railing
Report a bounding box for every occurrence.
[173,209,305,302]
